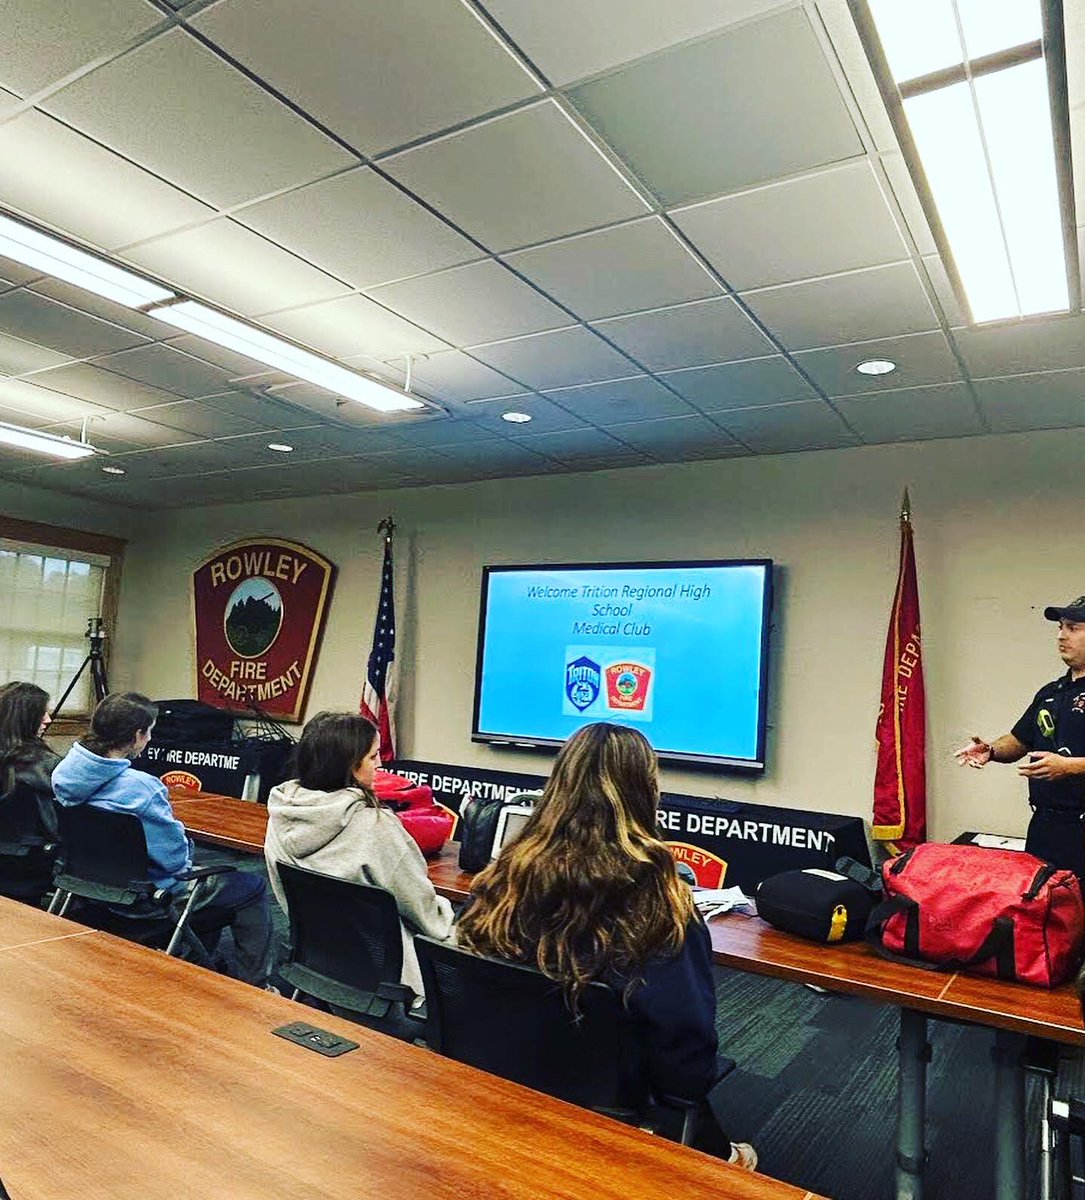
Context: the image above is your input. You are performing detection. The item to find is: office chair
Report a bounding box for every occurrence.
[275,863,417,1021]
[414,936,735,1145]
[0,781,59,906]
[47,804,233,962]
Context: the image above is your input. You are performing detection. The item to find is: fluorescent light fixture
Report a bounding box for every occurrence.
[146,300,425,414]
[0,212,174,309]
[267,442,294,452]
[501,411,533,423]
[856,358,897,376]
[0,421,97,459]
[857,0,1077,323]
[101,465,126,475]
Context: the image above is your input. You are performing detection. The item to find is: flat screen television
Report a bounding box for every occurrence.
[471,560,773,770]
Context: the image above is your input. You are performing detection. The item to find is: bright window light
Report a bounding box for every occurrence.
[146,301,425,414]
[859,0,1074,323]
[0,421,97,459]
[0,213,174,309]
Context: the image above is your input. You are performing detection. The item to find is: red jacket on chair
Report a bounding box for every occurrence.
[373,768,453,857]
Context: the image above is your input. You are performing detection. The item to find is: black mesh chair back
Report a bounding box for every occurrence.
[0,781,58,904]
[415,936,645,1114]
[277,862,411,1017]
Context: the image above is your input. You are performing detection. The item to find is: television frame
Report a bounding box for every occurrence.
[471,559,774,772]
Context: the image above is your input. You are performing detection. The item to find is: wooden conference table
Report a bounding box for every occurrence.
[0,897,818,1200]
[170,792,1085,1200]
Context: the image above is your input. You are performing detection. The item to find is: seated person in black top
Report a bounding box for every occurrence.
[0,682,61,902]
[456,721,756,1170]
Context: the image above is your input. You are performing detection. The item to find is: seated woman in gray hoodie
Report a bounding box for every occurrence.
[264,711,453,998]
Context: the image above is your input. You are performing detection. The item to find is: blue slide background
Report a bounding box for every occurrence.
[475,564,769,762]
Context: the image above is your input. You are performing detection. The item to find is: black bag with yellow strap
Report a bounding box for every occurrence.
[755,858,881,944]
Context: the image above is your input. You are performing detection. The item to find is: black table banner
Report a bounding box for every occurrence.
[393,758,870,892]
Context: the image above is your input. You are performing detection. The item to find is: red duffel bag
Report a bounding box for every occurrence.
[373,768,453,857]
[868,842,1085,988]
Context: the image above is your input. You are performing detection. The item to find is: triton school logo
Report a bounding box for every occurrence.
[565,655,601,712]
[193,537,336,722]
[605,660,652,712]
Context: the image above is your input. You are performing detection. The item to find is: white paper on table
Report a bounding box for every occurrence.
[692,885,755,916]
[971,833,1027,851]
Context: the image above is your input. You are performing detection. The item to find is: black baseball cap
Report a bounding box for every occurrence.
[1044,596,1085,621]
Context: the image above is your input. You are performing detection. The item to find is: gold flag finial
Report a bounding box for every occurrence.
[376,515,396,543]
[900,489,911,524]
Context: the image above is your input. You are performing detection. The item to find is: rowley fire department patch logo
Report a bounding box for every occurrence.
[161,770,202,792]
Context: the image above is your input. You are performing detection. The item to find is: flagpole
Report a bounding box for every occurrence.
[361,515,399,762]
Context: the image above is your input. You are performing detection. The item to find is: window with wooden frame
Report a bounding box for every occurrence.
[0,517,125,729]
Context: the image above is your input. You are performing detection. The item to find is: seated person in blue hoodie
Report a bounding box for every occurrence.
[52,692,274,988]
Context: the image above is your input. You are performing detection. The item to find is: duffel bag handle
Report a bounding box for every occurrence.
[865,898,1018,981]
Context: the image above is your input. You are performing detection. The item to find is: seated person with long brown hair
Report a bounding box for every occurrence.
[0,681,60,835]
[456,721,756,1169]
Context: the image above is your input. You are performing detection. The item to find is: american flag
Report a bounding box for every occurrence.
[360,535,397,762]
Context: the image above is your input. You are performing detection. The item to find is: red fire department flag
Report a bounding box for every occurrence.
[872,494,926,850]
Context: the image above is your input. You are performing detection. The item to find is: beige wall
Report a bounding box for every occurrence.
[94,426,1084,844]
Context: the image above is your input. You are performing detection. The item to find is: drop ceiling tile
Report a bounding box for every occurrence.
[50,409,200,450]
[0,0,162,95]
[508,426,651,469]
[504,217,720,321]
[881,152,938,257]
[605,414,744,460]
[470,326,635,390]
[194,0,540,155]
[718,399,860,453]
[593,297,773,371]
[110,440,242,477]
[464,396,589,437]
[198,391,311,431]
[742,263,939,351]
[359,446,468,481]
[0,109,215,250]
[661,355,815,411]
[390,416,502,449]
[94,345,235,399]
[0,290,148,357]
[0,378,106,423]
[486,0,784,86]
[670,161,908,290]
[0,85,20,117]
[160,335,283,381]
[834,383,984,443]
[27,278,166,340]
[566,10,862,206]
[383,100,649,253]
[794,332,964,396]
[234,167,480,289]
[427,438,557,475]
[0,256,41,287]
[954,315,1085,377]
[973,371,1085,434]
[122,220,351,317]
[0,331,74,377]
[921,255,967,328]
[126,399,264,439]
[260,295,449,361]
[44,29,354,208]
[815,0,897,152]
[410,350,530,402]
[542,375,697,423]
[368,260,569,346]
[20,362,181,411]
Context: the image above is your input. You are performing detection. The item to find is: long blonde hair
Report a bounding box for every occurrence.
[457,722,695,1004]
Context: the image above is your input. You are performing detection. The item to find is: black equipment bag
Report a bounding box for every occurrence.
[457,793,536,872]
[152,699,236,743]
[756,866,877,944]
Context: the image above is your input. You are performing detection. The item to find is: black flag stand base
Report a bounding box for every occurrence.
[51,616,110,720]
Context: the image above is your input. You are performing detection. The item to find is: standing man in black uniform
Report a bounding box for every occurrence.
[955,596,1085,876]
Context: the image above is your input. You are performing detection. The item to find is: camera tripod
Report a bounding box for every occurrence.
[51,617,110,719]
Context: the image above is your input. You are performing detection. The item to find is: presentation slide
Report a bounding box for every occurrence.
[473,561,771,767]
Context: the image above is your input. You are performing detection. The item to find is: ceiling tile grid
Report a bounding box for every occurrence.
[0,0,1081,505]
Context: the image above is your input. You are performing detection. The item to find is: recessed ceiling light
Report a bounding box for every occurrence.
[501,411,532,424]
[856,359,897,376]
[267,443,294,452]
[101,466,126,476]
